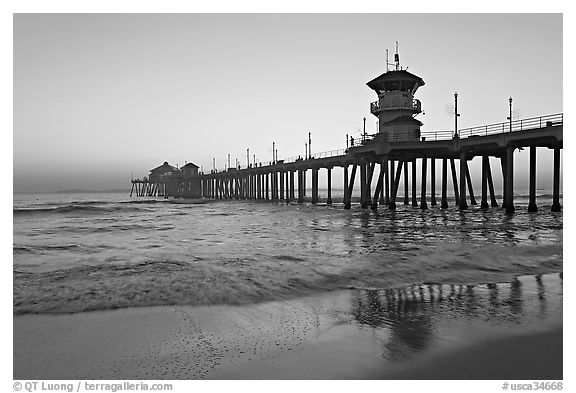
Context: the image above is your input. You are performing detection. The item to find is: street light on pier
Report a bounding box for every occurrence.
[454,92,461,139]
[507,97,513,132]
[308,132,312,159]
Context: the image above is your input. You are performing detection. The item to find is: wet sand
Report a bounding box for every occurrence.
[13,273,562,380]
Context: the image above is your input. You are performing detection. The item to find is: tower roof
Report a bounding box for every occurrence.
[150,161,179,174]
[382,115,423,126]
[367,70,425,92]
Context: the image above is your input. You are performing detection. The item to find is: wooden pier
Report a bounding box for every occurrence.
[132,57,562,213]
[195,112,562,213]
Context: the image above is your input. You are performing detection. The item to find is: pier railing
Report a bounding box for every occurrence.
[203,113,562,173]
[421,113,563,141]
[370,99,421,114]
[282,148,347,164]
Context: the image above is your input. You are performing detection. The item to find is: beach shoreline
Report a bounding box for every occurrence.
[14,273,562,380]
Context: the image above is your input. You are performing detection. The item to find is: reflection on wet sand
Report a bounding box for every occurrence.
[351,273,562,362]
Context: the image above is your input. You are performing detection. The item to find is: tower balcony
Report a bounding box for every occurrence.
[370,99,421,115]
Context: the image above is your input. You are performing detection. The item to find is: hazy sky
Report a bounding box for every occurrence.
[13,13,562,193]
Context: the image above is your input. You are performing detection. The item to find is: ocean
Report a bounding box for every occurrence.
[13,191,563,315]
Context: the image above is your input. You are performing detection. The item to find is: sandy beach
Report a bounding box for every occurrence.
[14,273,562,380]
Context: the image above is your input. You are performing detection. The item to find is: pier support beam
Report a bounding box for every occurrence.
[377,164,384,204]
[403,161,409,205]
[384,159,390,205]
[312,168,319,204]
[290,171,295,200]
[441,158,448,209]
[343,165,349,208]
[430,158,437,206]
[481,155,489,209]
[420,155,428,210]
[528,147,538,212]
[505,147,515,214]
[378,161,386,204]
[327,168,333,205]
[285,172,290,202]
[411,159,418,207]
[389,161,404,210]
[280,171,285,201]
[371,159,385,210]
[360,162,367,208]
[366,160,374,206]
[551,148,561,212]
[487,159,498,207]
[344,164,357,209]
[302,169,306,197]
[465,161,477,205]
[459,153,468,210]
[390,160,395,205]
[362,160,376,209]
[450,159,460,206]
[500,154,507,209]
[297,170,304,203]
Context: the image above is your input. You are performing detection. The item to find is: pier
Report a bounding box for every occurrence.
[132,53,563,213]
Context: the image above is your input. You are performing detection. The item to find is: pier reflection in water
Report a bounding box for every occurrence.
[350,273,562,361]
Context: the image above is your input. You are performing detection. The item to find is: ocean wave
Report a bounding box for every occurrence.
[13,204,149,216]
[13,243,563,315]
[13,243,119,255]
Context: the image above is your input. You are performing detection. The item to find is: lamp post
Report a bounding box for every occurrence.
[454,92,461,139]
[308,132,312,159]
[507,97,513,132]
[246,148,249,168]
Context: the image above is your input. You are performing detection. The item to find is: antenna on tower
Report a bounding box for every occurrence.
[394,41,400,71]
[386,49,389,72]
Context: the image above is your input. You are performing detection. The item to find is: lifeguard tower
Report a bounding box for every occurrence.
[367,44,425,142]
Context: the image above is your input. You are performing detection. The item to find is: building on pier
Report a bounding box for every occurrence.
[182,162,199,177]
[367,53,425,142]
[149,161,179,183]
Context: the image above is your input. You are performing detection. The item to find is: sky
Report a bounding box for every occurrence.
[13,13,563,193]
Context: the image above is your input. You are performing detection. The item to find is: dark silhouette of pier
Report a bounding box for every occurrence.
[192,112,562,213]
[132,54,563,213]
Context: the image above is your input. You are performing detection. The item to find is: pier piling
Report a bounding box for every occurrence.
[403,161,409,205]
[551,148,561,212]
[459,153,468,210]
[528,147,538,212]
[411,159,418,207]
[505,148,515,214]
[420,155,428,210]
[430,158,437,206]
[441,158,448,209]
